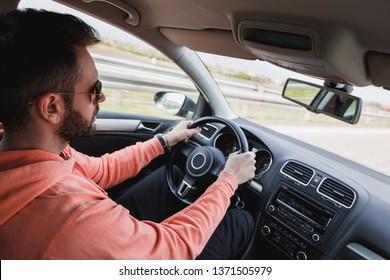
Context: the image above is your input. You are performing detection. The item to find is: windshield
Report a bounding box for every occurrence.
[198,53,390,177]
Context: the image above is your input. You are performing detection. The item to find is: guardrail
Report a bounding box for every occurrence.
[91,51,390,120]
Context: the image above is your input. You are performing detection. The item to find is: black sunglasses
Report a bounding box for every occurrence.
[58,80,104,105]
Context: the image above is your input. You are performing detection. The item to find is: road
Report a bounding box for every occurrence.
[269,125,390,177]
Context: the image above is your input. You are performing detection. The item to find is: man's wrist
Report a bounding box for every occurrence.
[162,134,170,148]
[154,133,170,153]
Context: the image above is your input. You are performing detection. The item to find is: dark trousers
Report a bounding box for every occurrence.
[116,167,254,259]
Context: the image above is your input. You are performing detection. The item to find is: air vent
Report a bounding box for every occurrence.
[318,178,356,208]
[199,123,218,139]
[281,161,314,185]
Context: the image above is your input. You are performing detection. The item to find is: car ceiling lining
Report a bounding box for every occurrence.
[14,0,390,91]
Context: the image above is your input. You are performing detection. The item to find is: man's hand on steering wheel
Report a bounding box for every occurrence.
[223,151,256,185]
[164,120,201,148]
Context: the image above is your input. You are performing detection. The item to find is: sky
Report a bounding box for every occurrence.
[18,0,390,104]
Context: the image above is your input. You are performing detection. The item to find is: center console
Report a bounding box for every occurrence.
[257,160,355,260]
[260,185,334,259]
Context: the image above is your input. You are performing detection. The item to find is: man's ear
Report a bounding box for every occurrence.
[36,93,65,125]
[0,122,3,139]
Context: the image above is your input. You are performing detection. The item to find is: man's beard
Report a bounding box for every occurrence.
[57,106,98,142]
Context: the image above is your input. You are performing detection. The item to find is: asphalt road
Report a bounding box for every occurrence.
[269,126,390,177]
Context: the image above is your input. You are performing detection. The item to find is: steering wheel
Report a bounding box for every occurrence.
[166,116,249,204]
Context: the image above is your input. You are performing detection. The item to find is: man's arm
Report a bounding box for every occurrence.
[69,138,164,189]
[68,121,201,189]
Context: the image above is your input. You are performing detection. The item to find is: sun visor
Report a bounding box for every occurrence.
[367,52,390,90]
[234,20,369,85]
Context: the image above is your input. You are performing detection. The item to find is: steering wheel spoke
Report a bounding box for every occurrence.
[177,175,197,199]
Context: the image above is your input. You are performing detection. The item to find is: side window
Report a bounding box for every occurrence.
[91,42,199,119]
[19,0,200,120]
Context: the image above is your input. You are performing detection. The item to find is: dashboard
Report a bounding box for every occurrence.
[192,120,387,260]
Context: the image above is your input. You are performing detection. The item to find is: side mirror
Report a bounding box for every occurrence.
[154,91,195,118]
[282,78,362,124]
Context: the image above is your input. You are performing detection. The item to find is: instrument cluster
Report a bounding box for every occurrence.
[214,132,272,176]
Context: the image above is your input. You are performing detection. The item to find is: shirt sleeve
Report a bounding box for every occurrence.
[64,138,164,189]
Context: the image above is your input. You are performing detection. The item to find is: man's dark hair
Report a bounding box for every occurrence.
[0,8,100,130]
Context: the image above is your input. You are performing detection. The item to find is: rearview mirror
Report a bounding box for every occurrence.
[282,78,362,124]
[154,91,195,118]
